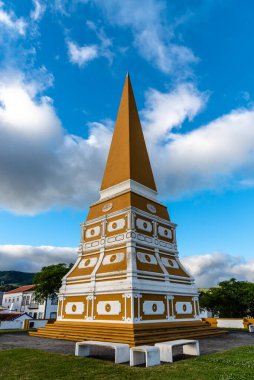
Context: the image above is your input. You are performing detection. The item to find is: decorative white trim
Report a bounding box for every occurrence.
[137,252,157,265]
[102,252,125,265]
[65,302,84,315]
[107,218,125,232]
[158,226,172,239]
[161,257,179,269]
[97,301,121,315]
[147,203,157,214]
[84,206,175,229]
[136,218,152,232]
[99,179,158,202]
[175,302,193,314]
[60,317,198,324]
[102,203,113,213]
[86,226,101,239]
[78,257,98,269]
[143,301,165,315]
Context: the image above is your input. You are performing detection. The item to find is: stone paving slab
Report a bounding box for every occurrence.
[0,331,253,360]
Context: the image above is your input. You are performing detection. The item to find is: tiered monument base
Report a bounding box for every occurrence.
[30,321,225,346]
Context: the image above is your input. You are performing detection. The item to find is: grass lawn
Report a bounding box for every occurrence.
[0,329,26,334]
[0,346,254,380]
[0,329,34,334]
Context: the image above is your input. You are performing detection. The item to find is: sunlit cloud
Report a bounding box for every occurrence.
[182,252,254,288]
[67,41,99,67]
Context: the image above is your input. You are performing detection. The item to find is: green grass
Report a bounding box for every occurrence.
[0,329,34,334]
[0,329,26,334]
[0,346,254,380]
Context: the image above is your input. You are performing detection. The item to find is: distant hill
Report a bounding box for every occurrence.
[0,271,35,288]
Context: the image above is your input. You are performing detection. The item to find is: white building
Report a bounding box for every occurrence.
[0,312,32,330]
[1,285,58,319]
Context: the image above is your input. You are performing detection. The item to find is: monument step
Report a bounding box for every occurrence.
[30,321,226,346]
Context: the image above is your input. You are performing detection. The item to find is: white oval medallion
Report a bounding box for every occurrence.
[102,203,113,213]
[86,226,101,239]
[107,218,125,232]
[97,301,121,315]
[147,203,157,214]
[137,252,157,265]
[136,218,152,232]
[175,302,192,314]
[78,257,98,269]
[143,300,165,315]
[65,302,84,315]
[102,252,125,265]
[158,226,172,239]
[161,257,179,269]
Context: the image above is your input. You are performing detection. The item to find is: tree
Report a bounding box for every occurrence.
[199,278,254,318]
[0,284,15,292]
[33,263,72,301]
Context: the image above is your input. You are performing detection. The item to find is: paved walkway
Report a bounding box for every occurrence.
[0,331,253,359]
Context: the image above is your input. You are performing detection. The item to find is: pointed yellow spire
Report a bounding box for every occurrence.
[100,74,157,192]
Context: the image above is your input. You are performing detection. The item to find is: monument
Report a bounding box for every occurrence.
[32,75,222,345]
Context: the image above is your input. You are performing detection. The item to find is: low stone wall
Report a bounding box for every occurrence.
[0,320,24,330]
[203,318,254,329]
[217,319,244,329]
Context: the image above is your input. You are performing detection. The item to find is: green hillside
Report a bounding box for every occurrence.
[0,271,35,289]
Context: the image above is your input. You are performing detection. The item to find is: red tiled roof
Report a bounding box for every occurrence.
[5,285,34,294]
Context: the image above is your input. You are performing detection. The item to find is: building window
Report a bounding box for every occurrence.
[26,296,30,305]
[51,295,58,305]
[17,297,19,302]
[38,312,43,319]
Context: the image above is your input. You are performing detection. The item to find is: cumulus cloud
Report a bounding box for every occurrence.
[182,252,254,288]
[91,0,197,75]
[1,245,253,288]
[0,1,26,36]
[0,245,76,272]
[1,72,254,215]
[0,71,111,215]
[146,104,254,198]
[67,41,99,67]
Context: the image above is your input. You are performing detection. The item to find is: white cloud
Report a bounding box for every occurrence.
[142,83,207,143]
[0,73,60,141]
[30,0,46,21]
[0,245,76,272]
[182,252,254,288]
[0,71,111,215]
[146,104,254,198]
[0,2,26,36]
[67,41,99,67]
[1,245,253,289]
[91,0,196,75]
[1,73,254,215]
[67,22,113,67]
[86,20,113,63]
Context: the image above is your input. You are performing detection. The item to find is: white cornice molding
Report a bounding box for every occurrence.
[98,179,158,202]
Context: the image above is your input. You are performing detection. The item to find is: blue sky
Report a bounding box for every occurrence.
[0,0,254,287]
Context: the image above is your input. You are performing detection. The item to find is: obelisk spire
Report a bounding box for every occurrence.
[100,74,157,192]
